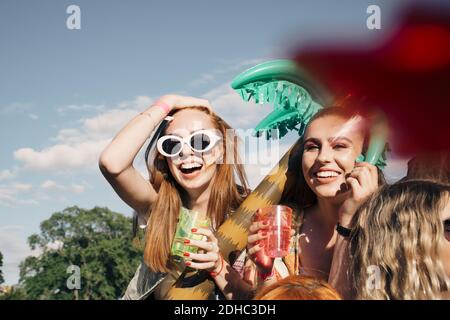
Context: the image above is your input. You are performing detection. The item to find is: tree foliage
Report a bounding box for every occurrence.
[17,206,142,300]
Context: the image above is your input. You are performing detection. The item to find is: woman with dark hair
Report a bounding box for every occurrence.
[246,106,385,297]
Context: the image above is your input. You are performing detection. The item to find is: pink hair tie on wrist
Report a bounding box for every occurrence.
[152,100,171,114]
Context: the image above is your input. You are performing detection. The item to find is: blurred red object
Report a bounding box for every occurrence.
[294,6,450,157]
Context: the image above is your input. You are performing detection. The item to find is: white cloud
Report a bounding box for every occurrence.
[202,83,274,129]
[82,109,139,138]
[56,104,105,114]
[40,180,64,191]
[53,128,82,144]
[14,140,110,171]
[190,73,216,87]
[11,183,32,191]
[70,184,85,194]
[116,95,153,110]
[0,183,36,207]
[0,96,152,209]
[13,96,154,173]
[28,113,39,120]
[40,180,86,194]
[0,169,16,181]
[0,192,16,206]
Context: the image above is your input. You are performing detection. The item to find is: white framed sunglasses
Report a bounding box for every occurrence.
[156,129,222,157]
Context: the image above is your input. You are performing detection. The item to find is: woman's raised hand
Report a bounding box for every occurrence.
[339,161,379,226]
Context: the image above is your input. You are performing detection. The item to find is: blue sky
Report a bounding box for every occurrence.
[1,0,440,285]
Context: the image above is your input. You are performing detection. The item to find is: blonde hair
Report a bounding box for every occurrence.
[254,275,342,300]
[143,106,249,272]
[350,179,450,299]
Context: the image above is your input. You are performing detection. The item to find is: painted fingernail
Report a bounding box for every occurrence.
[261,232,267,237]
[262,221,269,226]
[184,239,190,244]
[185,261,191,266]
[259,243,265,248]
[191,228,197,233]
[183,252,190,257]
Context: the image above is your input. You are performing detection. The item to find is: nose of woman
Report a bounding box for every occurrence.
[316,144,333,164]
[179,140,194,159]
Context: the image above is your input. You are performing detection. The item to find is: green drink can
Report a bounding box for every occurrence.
[170,207,210,265]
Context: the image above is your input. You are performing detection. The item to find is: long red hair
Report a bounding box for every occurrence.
[144,107,249,272]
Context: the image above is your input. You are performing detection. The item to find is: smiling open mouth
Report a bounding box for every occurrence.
[179,163,203,175]
[314,171,341,178]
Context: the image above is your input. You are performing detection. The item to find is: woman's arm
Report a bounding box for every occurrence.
[99,95,174,218]
[329,162,379,299]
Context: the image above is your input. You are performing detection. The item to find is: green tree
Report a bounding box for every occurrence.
[0,251,4,284]
[18,206,142,300]
[0,286,28,300]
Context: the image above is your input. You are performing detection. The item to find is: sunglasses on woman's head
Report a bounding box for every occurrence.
[156,129,222,157]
